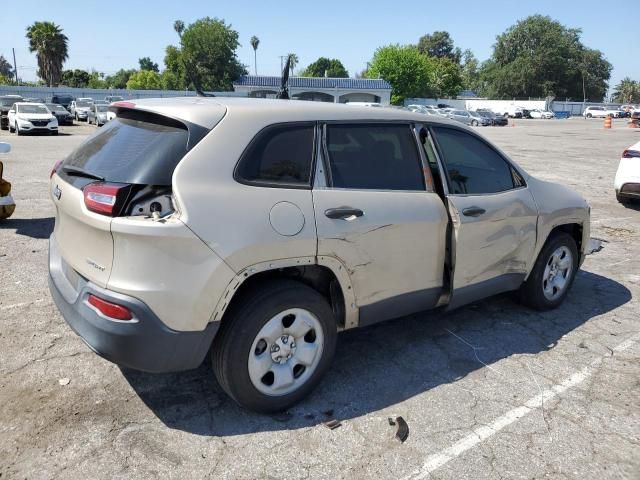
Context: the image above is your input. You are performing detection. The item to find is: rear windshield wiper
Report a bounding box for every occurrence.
[61,165,105,181]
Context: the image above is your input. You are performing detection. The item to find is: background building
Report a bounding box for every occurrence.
[232,76,392,105]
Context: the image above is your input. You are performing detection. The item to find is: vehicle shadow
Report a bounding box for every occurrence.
[0,216,54,239]
[122,269,631,437]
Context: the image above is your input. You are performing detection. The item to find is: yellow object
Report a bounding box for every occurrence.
[0,160,16,219]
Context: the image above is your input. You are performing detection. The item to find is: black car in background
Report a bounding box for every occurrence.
[46,103,74,125]
[50,94,74,112]
[476,109,508,126]
[0,95,23,130]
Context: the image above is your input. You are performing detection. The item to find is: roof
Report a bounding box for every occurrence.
[129,97,458,129]
[233,76,392,91]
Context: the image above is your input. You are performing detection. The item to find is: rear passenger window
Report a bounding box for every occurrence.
[236,123,315,187]
[325,124,424,191]
[432,127,516,195]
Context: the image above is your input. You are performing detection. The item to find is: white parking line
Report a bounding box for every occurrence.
[405,332,640,479]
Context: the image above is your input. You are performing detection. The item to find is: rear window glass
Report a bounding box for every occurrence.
[62,116,190,186]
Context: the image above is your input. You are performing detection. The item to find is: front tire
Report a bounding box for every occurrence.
[15,123,22,136]
[519,232,578,310]
[9,123,15,133]
[212,280,337,413]
[471,120,478,126]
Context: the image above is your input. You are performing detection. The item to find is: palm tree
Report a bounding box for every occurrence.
[250,36,260,75]
[25,21,68,86]
[174,20,185,38]
[288,53,299,76]
[612,77,639,104]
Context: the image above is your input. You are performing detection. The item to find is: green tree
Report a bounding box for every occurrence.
[138,56,159,72]
[61,69,90,87]
[366,45,433,105]
[460,49,480,92]
[105,68,136,89]
[0,55,13,78]
[25,21,69,86]
[162,45,187,89]
[250,35,259,75]
[170,17,247,91]
[88,71,106,88]
[430,57,463,98]
[301,57,348,78]
[486,15,611,100]
[417,31,461,63]
[612,77,640,104]
[0,74,12,85]
[126,70,162,90]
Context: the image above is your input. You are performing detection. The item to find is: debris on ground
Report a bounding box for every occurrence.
[324,418,341,430]
[58,378,70,386]
[388,416,409,443]
[586,237,607,255]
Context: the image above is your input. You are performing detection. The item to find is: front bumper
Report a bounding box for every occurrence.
[48,237,219,373]
[18,121,57,132]
[75,111,89,119]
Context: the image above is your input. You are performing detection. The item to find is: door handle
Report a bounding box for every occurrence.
[324,207,364,220]
[462,206,486,217]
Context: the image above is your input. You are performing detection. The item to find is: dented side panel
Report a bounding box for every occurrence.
[313,188,448,320]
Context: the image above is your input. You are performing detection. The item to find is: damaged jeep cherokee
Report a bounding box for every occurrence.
[48,98,590,412]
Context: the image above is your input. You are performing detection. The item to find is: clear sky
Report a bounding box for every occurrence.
[3,0,638,91]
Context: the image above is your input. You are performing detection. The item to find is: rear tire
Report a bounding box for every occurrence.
[519,232,578,310]
[212,279,337,413]
[586,113,592,118]
[616,192,631,204]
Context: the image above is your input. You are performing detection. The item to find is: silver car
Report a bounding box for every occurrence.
[447,109,485,126]
[48,98,590,412]
[87,104,109,126]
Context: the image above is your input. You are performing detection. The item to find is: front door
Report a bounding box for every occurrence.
[313,123,449,326]
[429,125,538,309]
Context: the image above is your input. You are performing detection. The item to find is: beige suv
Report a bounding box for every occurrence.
[49,98,590,412]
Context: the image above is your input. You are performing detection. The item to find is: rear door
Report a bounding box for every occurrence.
[313,123,448,326]
[429,125,538,309]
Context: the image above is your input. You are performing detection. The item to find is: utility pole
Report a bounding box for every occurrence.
[279,55,288,75]
[12,48,18,84]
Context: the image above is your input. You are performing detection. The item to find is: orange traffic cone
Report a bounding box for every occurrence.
[604,116,612,129]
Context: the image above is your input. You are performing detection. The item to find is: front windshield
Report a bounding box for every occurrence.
[77,101,92,108]
[46,104,65,112]
[18,105,49,114]
[96,105,108,112]
[1,97,21,107]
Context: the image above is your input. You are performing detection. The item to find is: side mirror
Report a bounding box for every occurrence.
[0,143,11,154]
[9,109,14,114]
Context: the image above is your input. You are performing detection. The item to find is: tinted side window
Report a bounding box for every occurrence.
[325,124,424,191]
[432,127,515,195]
[236,124,314,187]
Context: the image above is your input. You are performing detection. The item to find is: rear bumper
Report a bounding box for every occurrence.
[617,183,640,199]
[48,238,219,373]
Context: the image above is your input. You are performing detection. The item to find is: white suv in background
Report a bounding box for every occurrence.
[49,98,590,412]
[583,106,609,118]
[8,102,58,135]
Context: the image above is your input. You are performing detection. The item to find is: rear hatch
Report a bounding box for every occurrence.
[50,104,221,287]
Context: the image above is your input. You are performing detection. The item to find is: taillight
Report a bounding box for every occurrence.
[83,182,131,216]
[50,160,62,178]
[112,101,135,109]
[87,294,133,321]
[622,149,640,158]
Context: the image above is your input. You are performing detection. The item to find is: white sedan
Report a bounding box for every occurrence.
[529,109,555,119]
[615,140,640,204]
